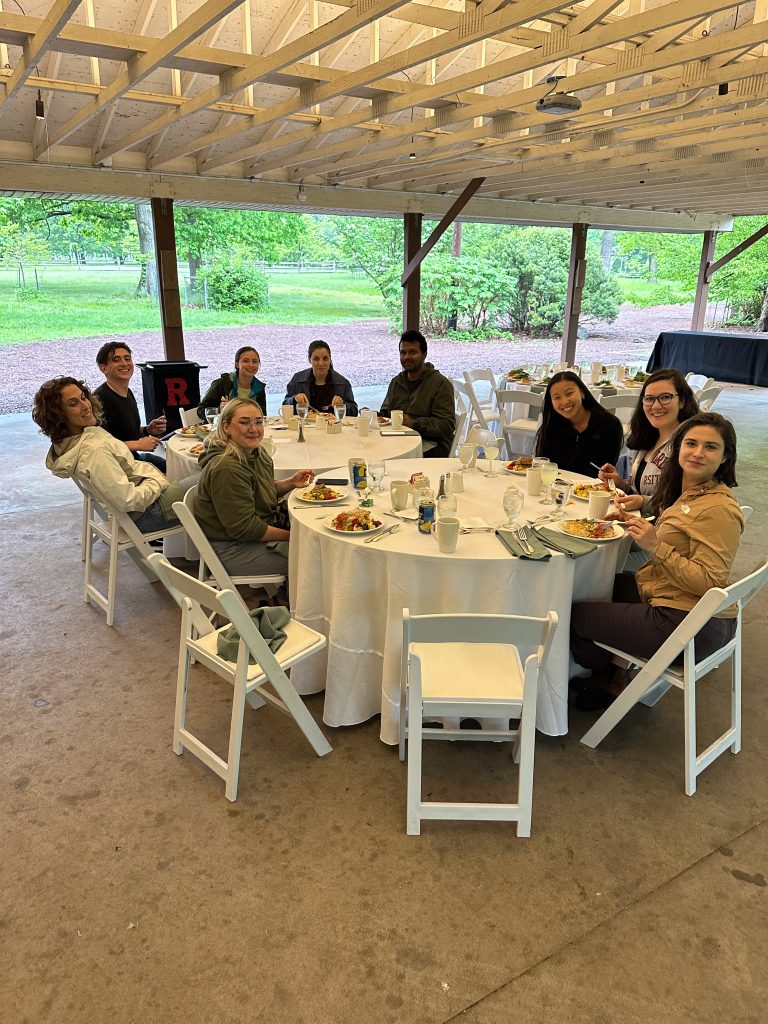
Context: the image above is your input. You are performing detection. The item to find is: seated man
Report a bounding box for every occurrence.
[94,342,167,472]
[379,330,456,458]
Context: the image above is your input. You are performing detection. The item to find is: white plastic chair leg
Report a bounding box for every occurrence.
[406,712,423,836]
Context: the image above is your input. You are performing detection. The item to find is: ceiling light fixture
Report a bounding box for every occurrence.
[536,75,582,116]
[297,180,307,203]
[35,88,45,120]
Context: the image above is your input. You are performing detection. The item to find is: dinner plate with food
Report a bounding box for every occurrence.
[555,518,624,542]
[572,482,610,500]
[177,425,202,436]
[505,456,533,475]
[294,483,349,505]
[187,444,205,456]
[325,508,385,535]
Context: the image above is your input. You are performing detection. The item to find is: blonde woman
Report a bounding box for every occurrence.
[194,399,313,578]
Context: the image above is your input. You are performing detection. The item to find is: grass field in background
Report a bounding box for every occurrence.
[0,267,386,346]
[617,278,688,302]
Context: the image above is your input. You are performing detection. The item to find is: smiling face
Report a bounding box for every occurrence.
[549,379,586,422]
[60,383,98,435]
[100,346,134,388]
[678,424,725,487]
[642,377,681,436]
[399,340,425,378]
[223,402,264,451]
[309,346,331,379]
[235,349,260,383]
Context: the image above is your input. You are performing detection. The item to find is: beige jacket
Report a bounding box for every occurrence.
[636,481,743,617]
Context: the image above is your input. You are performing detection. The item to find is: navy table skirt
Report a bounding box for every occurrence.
[647,330,768,386]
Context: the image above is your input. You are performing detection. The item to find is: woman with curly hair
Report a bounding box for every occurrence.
[535,371,624,477]
[571,412,744,710]
[33,376,193,532]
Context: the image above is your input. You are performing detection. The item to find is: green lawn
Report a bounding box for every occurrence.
[617,277,692,304]
[0,267,386,346]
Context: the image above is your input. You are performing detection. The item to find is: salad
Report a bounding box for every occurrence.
[331,509,382,532]
[300,483,343,502]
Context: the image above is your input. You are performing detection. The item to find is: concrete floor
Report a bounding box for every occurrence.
[2,387,767,1024]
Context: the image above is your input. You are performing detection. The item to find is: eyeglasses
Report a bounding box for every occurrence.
[642,392,678,407]
[233,417,264,427]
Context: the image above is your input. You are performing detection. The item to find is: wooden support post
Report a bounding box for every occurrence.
[403,212,422,333]
[561,223,588,365]
[150,197,185,360]
[401,178,485,286]
[691,230,717,331]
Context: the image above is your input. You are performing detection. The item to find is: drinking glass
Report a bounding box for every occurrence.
[296,403,309,423]
[502,486,524,528]
[550,480,572,519]
[437,494,458,519]
[369,459,385,492]
[334,404,346,425]
[204,407,218,427]
[458,443,474,474]
[482,444,500,478]
[540,462,558,504]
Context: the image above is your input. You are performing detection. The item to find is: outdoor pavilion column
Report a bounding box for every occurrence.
[402,212,423,332]
[150,197,185,360]
[691,229,717,331]
[560,222,588,365]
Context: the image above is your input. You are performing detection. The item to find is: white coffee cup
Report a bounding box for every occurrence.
[588,491,612,519]
[391,410,404,429]
[390,480,409,511]
[281,404,293,422]
[526,467,542,496]
[357,415,369,437]
[435,516,460,554]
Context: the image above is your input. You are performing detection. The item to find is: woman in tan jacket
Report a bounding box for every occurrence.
[571,412,744,710]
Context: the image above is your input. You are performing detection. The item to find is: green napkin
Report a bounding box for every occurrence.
[217,605,291,662]
[495,528,551,561]
[534,526,597,558]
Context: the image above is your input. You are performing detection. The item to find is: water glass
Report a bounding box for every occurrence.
[334,405,346,424]
[482,444,500,478]
[540,462,558,505]
[296,403,309,423]
[458,443,474,474]
[369,459,385,492]
[550,480,572,519]
[204,407,218,427]
[437,494,458,519]
[502,486,524,529]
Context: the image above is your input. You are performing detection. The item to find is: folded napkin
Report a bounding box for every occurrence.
[388,507,418,521]
[495,528,550,561]
[534,526,597,558]
[459,516,491,531]
[217,606,290,662]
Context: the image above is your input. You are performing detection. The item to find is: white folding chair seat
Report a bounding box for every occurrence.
[696,385,723,411]
[180,407,202,428]
[599,393,638,429]
[399,609,558,837]
[463,369,501,432]
[495,388,543,458]
[581,560,768,795]
[685,373,715,392]
[76,476,184,626]
[148,553,331,801]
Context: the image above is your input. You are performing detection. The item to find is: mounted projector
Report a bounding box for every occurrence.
[536,91,582,115]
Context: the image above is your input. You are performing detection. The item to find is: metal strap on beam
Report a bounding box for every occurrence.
[401,177,485,286]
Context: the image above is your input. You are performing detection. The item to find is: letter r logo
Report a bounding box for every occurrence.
[165,378,188,406]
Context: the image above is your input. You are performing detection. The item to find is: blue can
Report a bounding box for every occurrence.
[418,497,436,534]
[349,458,368,490]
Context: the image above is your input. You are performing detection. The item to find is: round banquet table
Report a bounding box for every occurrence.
[287,458,631,745]
[165,418,423,483]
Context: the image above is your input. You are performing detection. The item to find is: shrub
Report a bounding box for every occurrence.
[200,256,269,311]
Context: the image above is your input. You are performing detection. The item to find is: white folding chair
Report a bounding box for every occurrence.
[741,505,753,522]
[174,488,285,598]
[180,407,202,428]
[148,553,331,801]
[696,385,723,411]
[685,373,715,393]
[399,609,558,837]
[463,369,501,433]
[495,388,543,459]
[599,393,638,428]
[77,476,185,627]
[449,381,472,458]
[581,560,768,795]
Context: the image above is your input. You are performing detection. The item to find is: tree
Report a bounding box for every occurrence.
[327,215,407,296]
[134,202,157,297]
[0,222,50,286]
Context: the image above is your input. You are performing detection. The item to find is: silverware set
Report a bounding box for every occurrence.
[364,523,400,544]
[513,526,535,555]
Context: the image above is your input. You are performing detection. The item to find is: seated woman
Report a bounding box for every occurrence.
[599,368,698,515]
[193,398,313,579]
[535,371,624,477]
[570,412,744,711]
[282,340,358,416]
[197,346,266,419]
[33,376,193,533]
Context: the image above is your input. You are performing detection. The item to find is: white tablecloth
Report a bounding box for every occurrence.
[287,458,630,744]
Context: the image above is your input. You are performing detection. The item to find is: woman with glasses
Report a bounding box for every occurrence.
[193,399,314,579]
[197,346,267,419]
[282,340,358,415]
[599,369,698,514]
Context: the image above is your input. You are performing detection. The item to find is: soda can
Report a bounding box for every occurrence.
[418,496,436,534]
[349,458,368,490]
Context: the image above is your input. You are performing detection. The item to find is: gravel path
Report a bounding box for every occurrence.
[0,301,717,416]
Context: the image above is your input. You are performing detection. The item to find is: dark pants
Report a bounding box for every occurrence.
[570,573,736,671]
[136,450,167,473]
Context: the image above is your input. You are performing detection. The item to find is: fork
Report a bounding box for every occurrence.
[364,523,400,544]
[515,527,534,555]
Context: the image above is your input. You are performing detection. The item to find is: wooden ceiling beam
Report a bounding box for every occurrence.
[0,0,81,108]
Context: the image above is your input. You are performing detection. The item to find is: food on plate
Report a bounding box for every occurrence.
[633,370,648,382]
[506,456,533,473]
[622,378,641,387]
[331,508,382,532]
[561,518,617,539]
[179,425,198,435]
[572,482,610,499]
[300,483,344,502]
[377,415,391,425]
[593,379,613,387]
[505,367,533,383]
[409,471,426,486]
[188,444,205,455]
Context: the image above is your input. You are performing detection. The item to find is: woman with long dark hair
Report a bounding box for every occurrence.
[282,339,358,415]
[535,371,624,477]
[599,368,699,514]
[571,412,744,710]
[197,345,267,418]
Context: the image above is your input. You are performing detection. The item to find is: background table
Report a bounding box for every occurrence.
[647,329,768,386]
[287,458,630,744]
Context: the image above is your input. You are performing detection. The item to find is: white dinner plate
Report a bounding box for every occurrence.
[324,513,386,536]
[503,466,528,476]
[571,483,611,501]
[294,488,349,506]
[553,519,625,543]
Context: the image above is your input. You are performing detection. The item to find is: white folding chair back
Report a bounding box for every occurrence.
[740,505,753,522]
[148,553,330,801]
[581,560,768,795]
[463,369,501,432]
[174,487,285,596]
[76,475,184,626]
[495,388,544,459]
[180,407,202,428]
[599,393,638,427]
[449,381,471,458]
[685,373,715,392]
[399,609,558,837]
[696,385,723,411]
